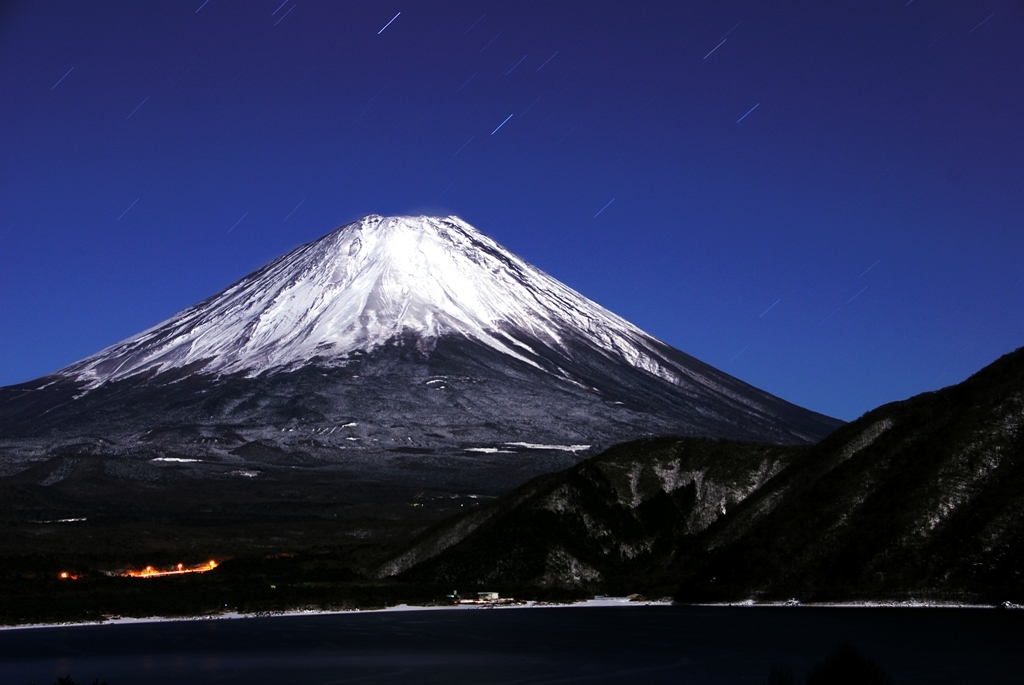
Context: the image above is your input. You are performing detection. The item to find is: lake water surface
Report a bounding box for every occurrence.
[1,604,1021,684]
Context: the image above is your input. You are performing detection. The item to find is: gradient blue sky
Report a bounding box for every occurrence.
[1,1,1022,421]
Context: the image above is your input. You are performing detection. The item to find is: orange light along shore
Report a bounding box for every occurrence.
[123,560,218,578]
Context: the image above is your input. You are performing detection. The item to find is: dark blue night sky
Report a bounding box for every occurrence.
[1,1,1022,421]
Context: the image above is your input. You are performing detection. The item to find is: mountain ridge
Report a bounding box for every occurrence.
[382,345,1024,603]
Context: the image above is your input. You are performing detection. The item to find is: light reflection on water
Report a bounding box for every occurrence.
[1,605,1022,684]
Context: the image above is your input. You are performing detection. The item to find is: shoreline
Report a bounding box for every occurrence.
[1,596,1017,633]
[0,597,667,633]
[698,600,1017,609]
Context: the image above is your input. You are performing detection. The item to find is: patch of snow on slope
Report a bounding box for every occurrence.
[505,442,591,452]
[540,548,602,587]
[837,418,893,463]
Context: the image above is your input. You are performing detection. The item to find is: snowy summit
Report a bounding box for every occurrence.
[63,215,700,391]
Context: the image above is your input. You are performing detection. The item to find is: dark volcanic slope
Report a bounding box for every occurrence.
[387,346,1024,603]
[673,345,1024,603]
[0,331,837,452]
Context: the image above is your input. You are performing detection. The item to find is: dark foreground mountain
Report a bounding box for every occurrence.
[385,346,1024,604]
[381,436,800,589]
[0,215,838,562]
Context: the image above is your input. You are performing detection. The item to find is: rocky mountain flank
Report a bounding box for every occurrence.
[384,346,1024,604]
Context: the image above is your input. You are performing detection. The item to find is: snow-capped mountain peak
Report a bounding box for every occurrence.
[62,215,685,390]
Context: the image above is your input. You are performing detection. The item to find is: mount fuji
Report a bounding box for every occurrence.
[0,215,839,490]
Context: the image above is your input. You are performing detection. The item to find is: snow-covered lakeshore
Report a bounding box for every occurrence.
[5,595,1021,633]
[3,599,1022,685]
[0,596,671,632]
[701,599,1022,609]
